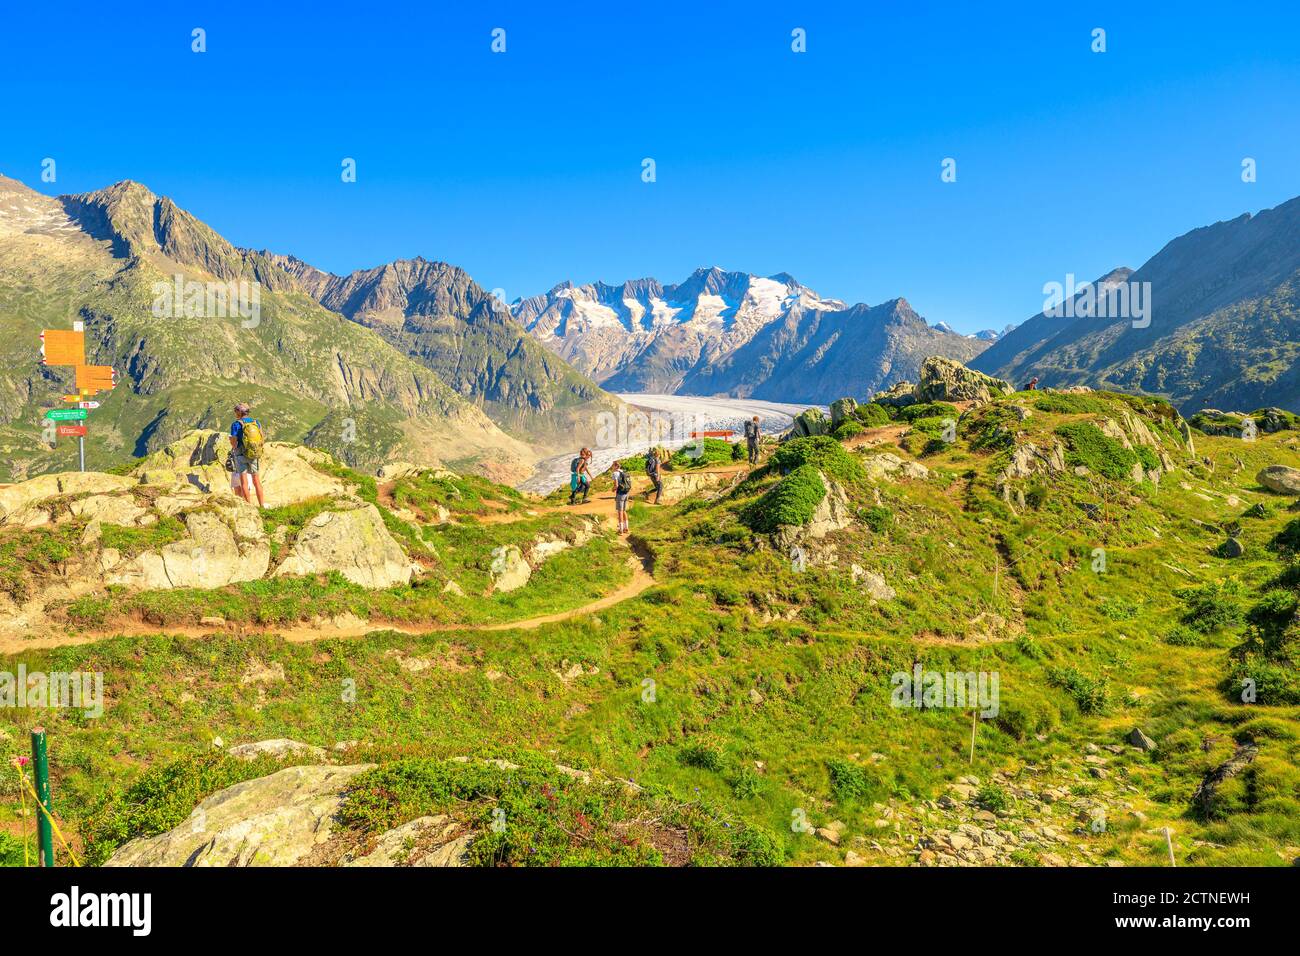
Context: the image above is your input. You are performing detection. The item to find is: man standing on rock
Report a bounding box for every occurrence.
[744,415,761,465]
[229,402,266,509]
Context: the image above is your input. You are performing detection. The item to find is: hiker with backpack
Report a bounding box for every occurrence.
[744,415,761,465]
[644,446,663,504]
[611,459,632,534]
[569,447,592,505]
[229,402,266,508]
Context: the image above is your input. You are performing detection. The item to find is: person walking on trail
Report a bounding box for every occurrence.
[229,402,266,508]
[611,459,632,534]
[644,447,663,504]
[569,447,592,505]
[744,415,761,465]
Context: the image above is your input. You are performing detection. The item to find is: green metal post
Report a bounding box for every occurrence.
[31,727,54,867]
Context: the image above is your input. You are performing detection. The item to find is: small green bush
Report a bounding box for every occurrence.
[1177,579,1245,634]
[898,402,958,423]
[854,403,892,427]
[861,506,892,533]
[1055,422,1140,480]
[770,436,865,484]
[826,758,871,802]
[742,465,827,533]
[832,420,865,441]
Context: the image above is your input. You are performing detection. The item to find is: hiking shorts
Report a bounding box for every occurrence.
[232,454,259,476]
[615,492,629,512]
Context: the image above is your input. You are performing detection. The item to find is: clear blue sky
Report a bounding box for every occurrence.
[4,1,1299,332]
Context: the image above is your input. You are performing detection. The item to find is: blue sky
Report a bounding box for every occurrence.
[3,1,1299,332]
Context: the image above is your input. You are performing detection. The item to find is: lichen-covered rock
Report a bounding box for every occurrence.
[490,544,531,592]
[914,356,1013,405]
[273,503,416,588]
[226,739,328,762]
[790,407,831,438]
[106,510,270,590]
[657,470,735,505]
[105,764,374,867]
[0,472,136,524]
[860,453,930,482]
[829,398,859,428]
[1257,465,1300,495]
[773,471,852,550]
[872,381,917,409]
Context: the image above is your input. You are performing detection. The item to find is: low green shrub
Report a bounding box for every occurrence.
[742,465,827,533]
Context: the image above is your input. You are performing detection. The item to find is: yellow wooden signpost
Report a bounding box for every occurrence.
[40,321,116,472]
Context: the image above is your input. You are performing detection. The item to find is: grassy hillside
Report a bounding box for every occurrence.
[2,389,1297,867]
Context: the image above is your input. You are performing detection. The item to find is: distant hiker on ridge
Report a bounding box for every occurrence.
[644,446,663,504]
[1025,376,1039,391]
[744,415,761,465]
[229,402,266,509]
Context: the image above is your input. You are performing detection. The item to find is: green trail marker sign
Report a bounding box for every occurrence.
[45,408,88,422]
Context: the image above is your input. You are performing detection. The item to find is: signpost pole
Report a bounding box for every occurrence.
[79,435,85,472]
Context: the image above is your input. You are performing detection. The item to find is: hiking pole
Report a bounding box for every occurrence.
[31,727,54,866]
[1163,827,1176,866]
[969,707,979,764]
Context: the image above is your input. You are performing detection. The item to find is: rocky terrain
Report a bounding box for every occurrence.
[3,358,1298,870]
[0,173,597,483]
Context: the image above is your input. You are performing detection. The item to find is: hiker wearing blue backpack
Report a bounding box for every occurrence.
[229,402,267,508]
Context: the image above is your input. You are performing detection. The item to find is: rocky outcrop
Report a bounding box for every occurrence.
[273,503,418,589]
[773,471,853,550]
[490,545,533,593]
[0,472,136,525]
[1257,465,1300,495]
[789,408,832,438]
[657,470,738,505]
[345,815,473,867]
[914,356,1013,405]
[131,430,352,507]
[106,508,271,590]
[105,763,374,867]
[829,398,858,428]
[860,452,930,482]
[872,381,917,409]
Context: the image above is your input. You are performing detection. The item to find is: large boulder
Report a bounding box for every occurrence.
[872,381,916,409]
[914,356,1013,405]
[345,815,474,867]
[0,472,136,524]
[789,408,831,438]
[1257,465,1300,495]
[273,502,417,588]
[105,763,374,867]
[657,470,736,505]
[860,452,930,482]
[829,398,859,429]
[773,471,852,550]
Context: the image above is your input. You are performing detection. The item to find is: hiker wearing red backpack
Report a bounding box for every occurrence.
[229,402,267,508]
